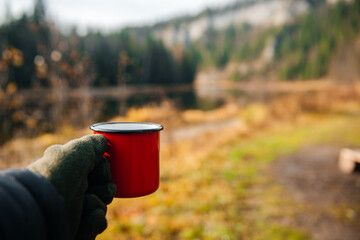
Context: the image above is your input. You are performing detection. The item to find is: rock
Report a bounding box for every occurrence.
[338,148,360,174]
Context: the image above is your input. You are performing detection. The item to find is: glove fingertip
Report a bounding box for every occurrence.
[89,134,108,156]
[83,193,107,214]
[76,208,107,239]
[88,158,112,184]
[89,208,107,234]
[86,183,117,205]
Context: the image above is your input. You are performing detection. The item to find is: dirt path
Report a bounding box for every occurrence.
[270,145,360,240]
[161,117,246,143]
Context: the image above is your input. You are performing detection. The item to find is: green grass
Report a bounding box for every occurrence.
[219,114,360,239]
[100,114,360,239]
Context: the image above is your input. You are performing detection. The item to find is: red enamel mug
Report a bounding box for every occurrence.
[90,122,163,198]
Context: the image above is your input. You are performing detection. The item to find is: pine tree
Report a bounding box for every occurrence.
[33,0,46,24]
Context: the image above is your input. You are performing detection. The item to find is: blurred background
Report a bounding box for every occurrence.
[1,0,360,239]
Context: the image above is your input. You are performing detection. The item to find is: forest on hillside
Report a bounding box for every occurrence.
[1,0,360,91]
[0,0,199,90]
[193,0,360,80]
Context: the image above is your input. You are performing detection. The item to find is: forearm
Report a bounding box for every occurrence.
[0,169,69,240]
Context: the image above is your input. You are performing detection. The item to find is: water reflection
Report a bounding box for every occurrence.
[0,86,223,144]
[1,84,283,144]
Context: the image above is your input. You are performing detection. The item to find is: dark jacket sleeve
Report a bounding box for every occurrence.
[0,169,69,240]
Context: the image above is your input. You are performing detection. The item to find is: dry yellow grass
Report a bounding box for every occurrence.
[2,82,360,170]
[2,82,360,239]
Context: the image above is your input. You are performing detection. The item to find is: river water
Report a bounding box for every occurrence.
[0,83,301,144]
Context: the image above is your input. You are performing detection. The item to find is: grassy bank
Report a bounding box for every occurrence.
[99,113,360,240]
[1,82,360,239]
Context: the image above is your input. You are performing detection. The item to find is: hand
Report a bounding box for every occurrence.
[27,135,116,240]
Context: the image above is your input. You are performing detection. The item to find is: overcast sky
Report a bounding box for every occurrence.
[0,0,234,34]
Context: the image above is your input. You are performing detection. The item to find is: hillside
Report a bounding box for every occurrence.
[153,0,312,48]
[152,0,360,82]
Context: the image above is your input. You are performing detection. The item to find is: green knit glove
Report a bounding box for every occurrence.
[27,135,116,240]
[76,155,117,240]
